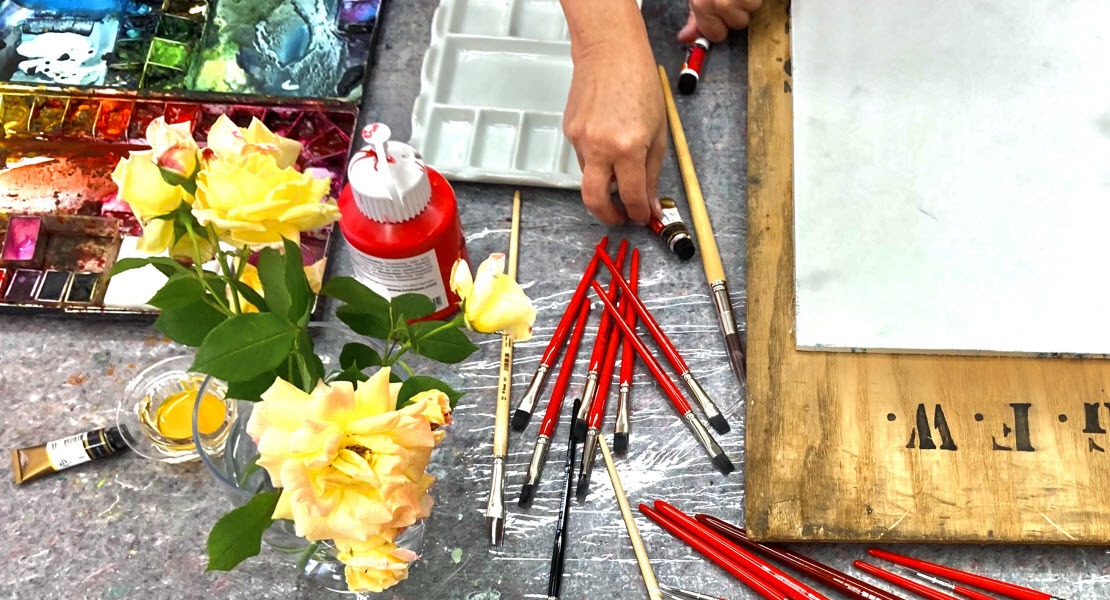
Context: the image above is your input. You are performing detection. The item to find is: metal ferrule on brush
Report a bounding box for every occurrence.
[576,428,600,498]
[711,279,746,384]
[486,457,507,544]
[681,371,721,422]
[524,435,551,491]
[575,371,600,423]
[516,364,550,417]
[615,383,631,436]
[710,280,738,335]
[681,412,731,474]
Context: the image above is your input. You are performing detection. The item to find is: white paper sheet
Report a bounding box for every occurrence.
[792,0,1110,356]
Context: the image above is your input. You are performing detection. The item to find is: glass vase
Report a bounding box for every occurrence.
[191,323,425,594]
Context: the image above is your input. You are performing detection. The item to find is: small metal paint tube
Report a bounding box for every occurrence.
[648,197,695,260]
[12,426,129,484]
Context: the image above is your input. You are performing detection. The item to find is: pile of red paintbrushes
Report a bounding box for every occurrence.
[642,500,1068,600]
[515,236,736,506]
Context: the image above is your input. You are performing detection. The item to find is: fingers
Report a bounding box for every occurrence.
[687,0,762,42]
[614,153,651,226]
[581,161,625,225]
[677,12,700,44]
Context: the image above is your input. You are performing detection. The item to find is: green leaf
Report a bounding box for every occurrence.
[327,365,371,385]
[147,274,207,310]
[206,490,280,572]
[257,247,291,319]
[412,322,478,364]
[282,238,312,324]
[225,370,278,401]
[391,293,436,321]
[336,305,391,339]
[155,300,227,347]
[396,375,464,409]
[159,165,198,196]
[319,276,388,313]
[295,330,323,390]
[339,342,382,370]
[227,279,268,313]
[237,455,263,488]
[109,256,188,279]
[191,313,297,382]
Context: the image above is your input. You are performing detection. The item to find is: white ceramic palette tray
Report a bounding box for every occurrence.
[410,0,586,188]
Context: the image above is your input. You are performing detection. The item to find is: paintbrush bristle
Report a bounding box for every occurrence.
[511,409,532,432]
[708,414,730,435]
[518,484,535,506]
[613,432,629,453]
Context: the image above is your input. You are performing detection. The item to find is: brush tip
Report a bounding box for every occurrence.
[712,453,736,476]
[612,432,629,453]
[510,409,532,432]
[571,419,588,442]
[574,475,590,501]
[518,484,534,506]
[708,414,731,434]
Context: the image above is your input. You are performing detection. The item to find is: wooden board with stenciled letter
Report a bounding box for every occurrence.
[744,0,1110,543]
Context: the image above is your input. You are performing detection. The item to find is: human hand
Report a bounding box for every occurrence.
[678,0,763,43]
[563,30,666,225]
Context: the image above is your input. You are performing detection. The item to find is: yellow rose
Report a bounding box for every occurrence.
[245,369,443,544]
[194,152,338,246]
[450,254,536,341]
[233,258,327,313]
[335,535,419,593]
[205,115,302,169]
[145,117,198,177]
[111,150,195,257]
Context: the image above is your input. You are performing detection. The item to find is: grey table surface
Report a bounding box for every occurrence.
[2,1,1108,599]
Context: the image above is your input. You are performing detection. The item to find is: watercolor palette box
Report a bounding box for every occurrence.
[0,87,356,316]
[0,0,382,100]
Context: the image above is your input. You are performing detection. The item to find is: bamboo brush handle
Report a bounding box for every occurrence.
[493,191,522,457]
[658,66,726,284]
[598,435,662,600]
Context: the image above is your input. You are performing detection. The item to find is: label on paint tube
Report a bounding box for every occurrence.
[350,247,449,310]
[659,199,682,227]
[45,433,91,470]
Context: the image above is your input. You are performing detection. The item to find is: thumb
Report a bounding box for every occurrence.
[677,11,700,43]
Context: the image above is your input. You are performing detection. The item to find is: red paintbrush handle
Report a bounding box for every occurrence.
[855,561,960,600]
[587,240,628,373]
[594,243,691,374]
[639,504,788,600]
[956,586,1001,600]
[538,236,608,367]
[588,302,624,429]
[695,515,902,600]
[654,502,828,600]
[868,549,1053,600]
[538,302,591,438]
[590,281,692,414]
[619,249,640,385]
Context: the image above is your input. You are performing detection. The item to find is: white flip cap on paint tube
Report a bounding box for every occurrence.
[346,123,432,223]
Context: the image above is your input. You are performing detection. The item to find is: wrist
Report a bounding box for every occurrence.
[562,0,649,61]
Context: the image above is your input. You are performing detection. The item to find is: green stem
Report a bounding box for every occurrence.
[183,220,232,316]
[395,359,414,377]
[295,541,321,573]
[208,224,242,314]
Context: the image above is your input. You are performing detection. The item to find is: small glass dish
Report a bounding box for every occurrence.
[116,355,236,463]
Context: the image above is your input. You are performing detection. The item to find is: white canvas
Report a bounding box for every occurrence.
[792,0,1110,356]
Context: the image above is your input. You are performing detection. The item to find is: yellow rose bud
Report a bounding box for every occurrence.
[450,254,536,341]
[335,535,419,593]
[111,150,201,259]
[194,152,338,247]
[145,117,198,177]
[245,370,440,544]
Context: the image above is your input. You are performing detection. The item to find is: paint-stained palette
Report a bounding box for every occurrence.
[0,0,383,100]
[0,88,352,316]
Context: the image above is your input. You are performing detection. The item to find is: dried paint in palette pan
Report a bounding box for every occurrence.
[35,271,73,304]
[5,270,43,303]
[2,216,45,267]
[66,273,101,305]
